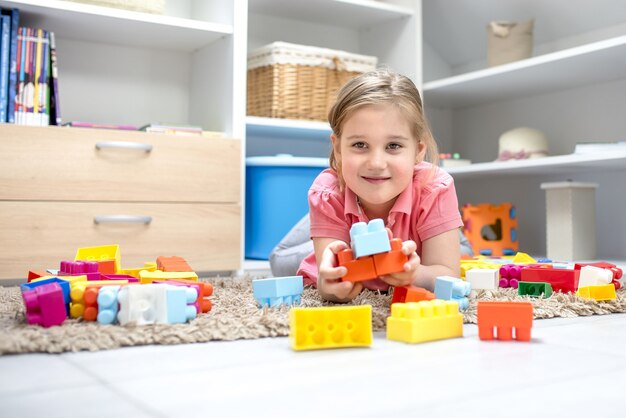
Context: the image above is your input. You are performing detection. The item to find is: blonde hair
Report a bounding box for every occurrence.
[328,69,439,190]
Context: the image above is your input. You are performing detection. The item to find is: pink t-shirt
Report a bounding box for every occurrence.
[296,162,463,291]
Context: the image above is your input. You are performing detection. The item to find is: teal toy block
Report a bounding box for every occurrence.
[518,281,553,298]
[252,275,304,307]
[21,277,71,305]
[97,285,121,324]
[350,218,391,258]
[165,285,198,324]
[435,276,471,310]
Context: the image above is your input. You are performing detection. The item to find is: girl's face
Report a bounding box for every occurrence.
[332,104,425,218]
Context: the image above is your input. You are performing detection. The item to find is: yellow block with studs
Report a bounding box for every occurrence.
[387,300,463,344]
[576,284,617,301]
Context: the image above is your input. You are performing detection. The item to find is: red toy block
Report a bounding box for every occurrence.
[373,238,408,276]
[27,270,49,282]
[338,249,377,282]
[477,301,533,342]
[156,256,194,272]
[22,282,67,328]
[391,285,435,305]
[574,262,623,280]
[520,267,579,293]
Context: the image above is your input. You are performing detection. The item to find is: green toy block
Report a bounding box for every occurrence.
[518,281,553,298]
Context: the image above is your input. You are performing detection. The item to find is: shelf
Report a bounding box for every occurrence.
[445,151,626,180]
[1,0,233,52]
[423,36,626,109]
[248,0,414,29]
[246,116,331,141]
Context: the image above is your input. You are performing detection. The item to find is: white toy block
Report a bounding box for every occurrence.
[117,284,164,325]
[465,268,499,290]
[578,265,613,288]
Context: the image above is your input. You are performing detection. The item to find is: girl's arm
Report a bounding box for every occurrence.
[313,237,364,302]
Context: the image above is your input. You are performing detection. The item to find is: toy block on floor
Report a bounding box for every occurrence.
[156,256,193,272]
[391,285,435,305]
[27,270,50,282]
[69,279,129,318]
[120,262,157,278]
[477,301,533,342]
[22,282,67,328]
[164,285,199,324]
[338,249,377,282]
[372,238,408,276]
[499,264,522,288]
[520,267,579,293]
[59,260,100,279]
[350,219,391,258]
[75,244,121,274]
[252,276,303,307]
[577,266,614,288]
[169,279,213,313]
[434,276,471,310]
[289,305,372,351]
[155,280,205,314]
[576,284,617,301]
[138,270,198,284]
[387,300,463,344]
[97,285,121,325]
[21,277,71,306]
[460,260,503,278]
[462,202,518,256]
[465,268,499,290]
[117,284,196,325]
[512,252,537,264]
[518,281,553,298]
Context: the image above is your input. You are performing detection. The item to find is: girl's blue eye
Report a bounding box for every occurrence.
[352,142,367,149]
[387,143,403,150]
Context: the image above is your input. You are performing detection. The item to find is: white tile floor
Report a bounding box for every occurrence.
[1,313,625,418]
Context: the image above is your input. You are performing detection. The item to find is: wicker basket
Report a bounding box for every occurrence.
[247,42,378,121]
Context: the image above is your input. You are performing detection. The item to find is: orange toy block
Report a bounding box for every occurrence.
[462,202,518,257]
[391,285,435,305]
[156,256,193,272]
[477,301,533,342]
[95,260,116,275]
[337,249,377,282]
[373,238,408,276]
[82,285,106,322]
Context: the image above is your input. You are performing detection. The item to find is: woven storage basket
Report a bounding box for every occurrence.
[247,42,378,121]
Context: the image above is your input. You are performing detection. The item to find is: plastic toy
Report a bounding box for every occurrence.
[337,249,378,282]
[97,285,121,325]
[499,264,522,288]
[138,270,198,284]
[477,301,533,341]
[289,305,372,351]
[434,276,471,310]
[156,256,193,272]
[22,282,67,328]
[387,300,463,344]
[155,279,214,313]
[462,203,518,256]
[465,268,499,290]
[575,262,622,290]
[27,270,50,282]
[75,244,121,274]
[372,238,408,276]
[518,281,553,298]
[120,262,157,278]
[69,279,129,318]
[59,260,100,279]
[391,285,435,305]
[520,267,580,293]
[117,284,197,325]
[252,275,303,307]
[577,265,613,288]
[576,284,617,301]
[350,219,390,258]
[338,233,408,283]
[21,277,71,306]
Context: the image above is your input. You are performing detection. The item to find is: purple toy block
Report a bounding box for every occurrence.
[22,282,67,327]
[59,260,101,280]
[499,264,522,288]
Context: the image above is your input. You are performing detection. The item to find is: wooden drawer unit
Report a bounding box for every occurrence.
[0,125,242,280]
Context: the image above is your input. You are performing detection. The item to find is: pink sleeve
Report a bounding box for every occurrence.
[416,172,463,241]
[308,172,351,244]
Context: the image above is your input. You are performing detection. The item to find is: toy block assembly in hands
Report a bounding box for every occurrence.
[289,305,372,351]
[338,219,408,283]
[387,300,463,344]
[434,276,472,310]
[477,301,533,342]
[252,276,303,307]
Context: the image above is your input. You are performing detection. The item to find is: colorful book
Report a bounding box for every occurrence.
[48,31,60,125]
[32,28,43,125]
[1,8,19,123]
[15,26,25,124]
[0,14,10,123]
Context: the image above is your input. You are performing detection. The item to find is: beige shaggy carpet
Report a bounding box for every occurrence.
[1,277,625,355]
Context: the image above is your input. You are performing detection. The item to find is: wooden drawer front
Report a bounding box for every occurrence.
[0,125,240,203]
[0,201,241,280]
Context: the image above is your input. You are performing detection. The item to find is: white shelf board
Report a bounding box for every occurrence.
[248,0,414,29]
[246,116,331,140]
[423,36,626,108]
[2,0,233,52]
[445,151,626,180]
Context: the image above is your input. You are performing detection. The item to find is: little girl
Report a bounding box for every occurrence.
[274,70,463,303]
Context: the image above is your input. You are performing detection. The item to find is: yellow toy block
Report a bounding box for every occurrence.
[289,305,372,351]
[576,284,617,301]
[75,245,121,273]
[512,252,537,264]
[138,270,198,284]
[120,262,158,278]
[459,260,502,278]
[387,300,463,344]
[69,280,129,318]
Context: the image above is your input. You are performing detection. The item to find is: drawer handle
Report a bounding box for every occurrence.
[95,141,153,153]
[94,215,152,225]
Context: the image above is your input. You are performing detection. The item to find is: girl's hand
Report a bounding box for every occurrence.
[317,240,364,302]
[379,240,420,287]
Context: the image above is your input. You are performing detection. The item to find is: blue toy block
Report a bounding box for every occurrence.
[97,285,121,324]
[165,286,198,324]
[350,218,391,258]
[252,276,304,307]
[435,276,472,310]
[21,277,71,305]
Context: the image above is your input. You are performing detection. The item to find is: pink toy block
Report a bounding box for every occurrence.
[22,282,67,327]
[499,264,522,288]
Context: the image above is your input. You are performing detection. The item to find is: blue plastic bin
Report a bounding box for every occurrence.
[245,155,328,260]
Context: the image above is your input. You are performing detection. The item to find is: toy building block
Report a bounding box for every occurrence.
[477,301,533,342]
[69,279,129,318]
[120,262,157,278]
[75,244,121,274]
[138,270,198,284]
[434,276,471,310]
[117,284,197,325]
[512,252,537,264]
[338,249,377,282]
[391,285,435,305]
[462,203,518,256]
[155,280,203,313]
[577,265,613,288]
[97,285,121,324]
[27,270,50,282]
[518,281,553,298]
[164,285,198,324]
[387,300,463,344]
[465,268,499,290]
[22,282,67,327]
[101,274,140,282]
[520,267,580,293]
[156,256,193,272]
[460,259,502,278]
[499,264,522,288]
[59,260,100,279]
[350,219,391,258]
[372,238,408,276]
[21,277,71,306]
[252,276,304,307]
[167,278,213,313]
[289,305,372,351]
[575,262,623,279]
[576,284,617,301]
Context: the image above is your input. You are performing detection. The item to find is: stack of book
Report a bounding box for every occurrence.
[0,7,61,126]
